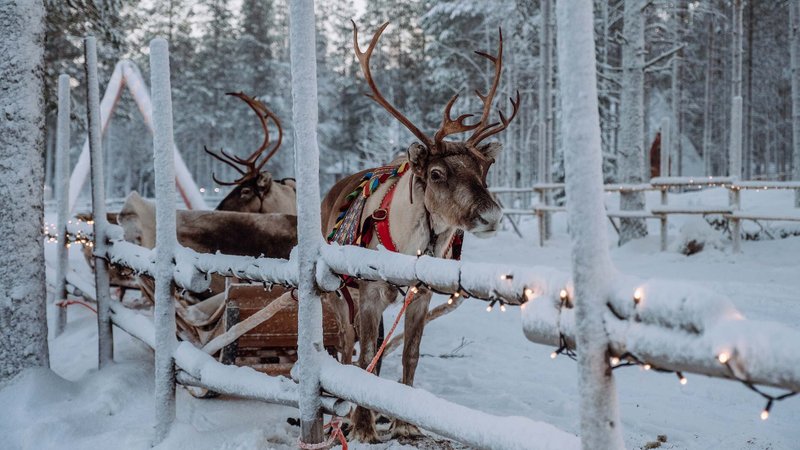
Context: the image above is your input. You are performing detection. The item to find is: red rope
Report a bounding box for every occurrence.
[297,417,348,450]
[366,287,417,374]
[56,299,97,314]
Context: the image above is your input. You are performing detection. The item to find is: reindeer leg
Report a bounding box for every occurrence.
[390,289,432,439]
[349,282,393,443]
[327,292,355,365]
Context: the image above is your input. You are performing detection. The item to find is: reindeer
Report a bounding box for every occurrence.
[204,92,297,214]
[320,21,519,442]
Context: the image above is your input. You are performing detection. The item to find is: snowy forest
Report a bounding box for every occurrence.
[3,0,800,449]
[43,0,799,198]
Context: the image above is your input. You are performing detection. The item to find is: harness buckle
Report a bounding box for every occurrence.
[371,208,388,221]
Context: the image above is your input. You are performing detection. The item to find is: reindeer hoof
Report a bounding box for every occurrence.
[390,419,423,439]
[349,426,382,444]
[349,407,381,443]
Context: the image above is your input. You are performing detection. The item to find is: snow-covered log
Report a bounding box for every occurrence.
[288,0,326,444]
[85,36,114,369]
[556,1,625,448]
[521,286,800,392]
[149,37,178,444]
[317,355,580,450]
[53,74,71,336]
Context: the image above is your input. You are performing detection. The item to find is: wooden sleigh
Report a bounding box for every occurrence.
[158,281,345,398]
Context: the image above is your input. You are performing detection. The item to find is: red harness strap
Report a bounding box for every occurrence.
[373,179,400,252]
[359,178,401,252]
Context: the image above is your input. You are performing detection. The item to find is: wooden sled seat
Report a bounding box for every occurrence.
[222,284,341,377]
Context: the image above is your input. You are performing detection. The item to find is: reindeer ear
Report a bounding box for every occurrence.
[479,142,502,160]
[406,142,429,176]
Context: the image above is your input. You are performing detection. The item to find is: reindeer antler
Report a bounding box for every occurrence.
[433,92,480,148]
[203,92,283,186]
[466,29,521,147]
[351,22,518,152]
[352,20,434,149]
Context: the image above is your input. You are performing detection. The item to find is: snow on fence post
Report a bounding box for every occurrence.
[149,37,178,444]
[660,117,670,178]
[288,0,326,445]
[54,74,71,336]
[84,36,114,368]
[556,1,625,448]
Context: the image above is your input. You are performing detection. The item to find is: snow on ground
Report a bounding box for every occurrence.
[2,187,800,449]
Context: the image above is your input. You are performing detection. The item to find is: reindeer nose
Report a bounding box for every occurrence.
[479,205,502,227]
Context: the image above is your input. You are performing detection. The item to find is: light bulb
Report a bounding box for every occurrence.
[610,356,620,366]
[760,410,769,420]
[550,352,557,359]
[524,288,534,300]
[679,376,687,385]
[717,352,730,364]
[643,364,651,371]
[447,297,454,305]
[633,288,643,304]
[500,304,506,312]
[486,305,493,312]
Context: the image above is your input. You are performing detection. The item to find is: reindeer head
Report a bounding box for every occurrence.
[204,93,284,213]
[353,21,519,237]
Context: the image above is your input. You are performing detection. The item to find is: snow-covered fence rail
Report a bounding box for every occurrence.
[497,176,800,250]
[521,278,800,393]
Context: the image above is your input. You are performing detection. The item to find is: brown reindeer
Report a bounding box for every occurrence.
[204,92,296,214]
[320,21,519,442]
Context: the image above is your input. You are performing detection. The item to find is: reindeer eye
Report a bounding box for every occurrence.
[240,187,253,197]
[429,168,446,183]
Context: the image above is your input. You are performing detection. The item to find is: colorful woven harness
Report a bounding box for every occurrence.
[327,160,464,259]
[327,162,410,248]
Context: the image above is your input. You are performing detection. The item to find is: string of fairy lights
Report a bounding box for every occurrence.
[43,218,95,248]
[518,278,798,421]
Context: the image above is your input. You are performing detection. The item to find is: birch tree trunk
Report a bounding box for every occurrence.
[0,0,49,383]
[703,17,715,176]
[729,0,744,180]
[671,0,686,176]
[791,0,800,206]
[556,1,625,447]
[539,0,554,238]
[618,0,648,244]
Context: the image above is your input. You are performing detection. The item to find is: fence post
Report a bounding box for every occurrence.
[556,1,626,447]
[288,0,325,445]
[149,37,178,444]
[84,36,114,367]
[731,187,742,253]
[660,117,671,177]
[54,74,71,336]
